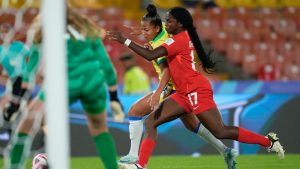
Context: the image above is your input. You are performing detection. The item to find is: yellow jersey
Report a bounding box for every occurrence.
[148,26,176,91]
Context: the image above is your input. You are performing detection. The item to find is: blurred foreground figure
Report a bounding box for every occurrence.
[5,4,124,169]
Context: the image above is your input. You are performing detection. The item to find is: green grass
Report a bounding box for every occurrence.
[1,154,300,169]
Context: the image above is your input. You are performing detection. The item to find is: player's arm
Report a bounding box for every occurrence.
[92,38,125,119]
[156,62,170,95]
[107,31,167,61]
[149,61,170,110]
[93,38,117,86]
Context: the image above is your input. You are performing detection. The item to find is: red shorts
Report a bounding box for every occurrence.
[170,89,216,114]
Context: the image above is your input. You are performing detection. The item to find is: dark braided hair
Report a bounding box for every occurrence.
[169,7,215,73]
[142,4,163,31]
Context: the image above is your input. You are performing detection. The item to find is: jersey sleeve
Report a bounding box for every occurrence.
[161,36,183,57]
[92,38,117,86]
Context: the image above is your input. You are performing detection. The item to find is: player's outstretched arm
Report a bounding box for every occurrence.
[107,31,167,61]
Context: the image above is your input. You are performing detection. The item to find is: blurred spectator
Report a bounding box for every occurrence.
[119,53,150,95]
[0,24,12,44]
[258,63,279,81]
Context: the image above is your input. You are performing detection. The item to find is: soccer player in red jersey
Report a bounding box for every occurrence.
[119,5,237,169]
[108,7,285,169]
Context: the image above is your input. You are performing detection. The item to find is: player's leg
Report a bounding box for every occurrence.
[180,114,228,154]
[120,96,186,169]
[196,107,285,159]
[179,114,237,169]
[133,96,186,168]
[120,92,153,163]
[81,73,118,169]
[6,96,44,169]
[85,111,118,169]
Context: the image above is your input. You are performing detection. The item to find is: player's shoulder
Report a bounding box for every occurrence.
[168,31,188,43]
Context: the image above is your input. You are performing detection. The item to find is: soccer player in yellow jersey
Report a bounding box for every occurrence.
[119,4,238,169]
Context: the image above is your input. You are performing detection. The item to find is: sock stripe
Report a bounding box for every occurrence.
[129,116,143,121]
[194,122,201,133]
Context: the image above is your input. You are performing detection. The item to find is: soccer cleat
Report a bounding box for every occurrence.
[266,132,285,159]
[119,154,139,164]
[111,101,125,122]
[224,148,238,169]
[118,163,146,169]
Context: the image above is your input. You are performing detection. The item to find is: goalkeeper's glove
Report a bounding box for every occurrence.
[3,88,30,122]
[109,90,125,122]
[3,102,20,122]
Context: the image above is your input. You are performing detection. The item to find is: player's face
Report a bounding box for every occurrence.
[141,20,160,41]
[165,13,178,34]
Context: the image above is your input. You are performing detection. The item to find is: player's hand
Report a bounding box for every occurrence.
[110,100,125,123]
[106,31,126,44]
[148,92,160,111]
[144,43,153,50]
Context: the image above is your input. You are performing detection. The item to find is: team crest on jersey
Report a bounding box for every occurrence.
[165,38,174,45]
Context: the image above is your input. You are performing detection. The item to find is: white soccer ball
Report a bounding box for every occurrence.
[32,153,48,169]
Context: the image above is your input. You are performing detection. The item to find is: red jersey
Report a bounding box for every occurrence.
[162,31,212,95]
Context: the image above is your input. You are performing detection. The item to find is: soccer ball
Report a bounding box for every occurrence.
[32,153,48,169]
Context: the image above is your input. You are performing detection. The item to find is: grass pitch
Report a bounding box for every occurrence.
[1,154,299,169]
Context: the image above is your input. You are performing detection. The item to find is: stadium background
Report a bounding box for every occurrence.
[0,0,300,160]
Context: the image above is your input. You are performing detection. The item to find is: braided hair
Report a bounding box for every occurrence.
[169,7,215,73]
[142,4,163,31]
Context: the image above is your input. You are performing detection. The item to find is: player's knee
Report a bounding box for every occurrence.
[88,116,104,129]
[128,105,144,117]
[185,122,199,133]
[127,107,136,117]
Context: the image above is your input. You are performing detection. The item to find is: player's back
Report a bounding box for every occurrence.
[67,38,102,78]
[163,31,210,94]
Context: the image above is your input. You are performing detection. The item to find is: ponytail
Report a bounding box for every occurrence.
[142,4,162,30]
[169,7,215,73]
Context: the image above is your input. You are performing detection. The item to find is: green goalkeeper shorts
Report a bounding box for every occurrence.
[39,70,107,114]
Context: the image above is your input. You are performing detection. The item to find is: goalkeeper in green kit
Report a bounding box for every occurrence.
[6,7,123,169]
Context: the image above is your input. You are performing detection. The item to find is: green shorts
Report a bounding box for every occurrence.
[39,71,107,114]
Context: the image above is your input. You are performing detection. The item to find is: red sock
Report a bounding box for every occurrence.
[137,138,156,168]
[238,127,271,147]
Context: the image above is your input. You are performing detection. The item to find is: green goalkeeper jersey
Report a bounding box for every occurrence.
[40,37,117,114]
[67,37,116,85]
